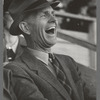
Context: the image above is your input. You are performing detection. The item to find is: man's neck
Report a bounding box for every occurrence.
[27,44,51,53]
[28,48,49,65]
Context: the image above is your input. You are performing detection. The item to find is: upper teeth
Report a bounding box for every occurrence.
[47,27,55,30]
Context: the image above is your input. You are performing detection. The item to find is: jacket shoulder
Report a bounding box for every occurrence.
[54,53,77,69]
[54,53,75,62]
[4,60,33,82]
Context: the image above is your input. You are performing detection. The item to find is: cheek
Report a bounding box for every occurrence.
[37,21,47,36]
[28,23,38,40]
[29,21,45,42]
[28,20,38,32]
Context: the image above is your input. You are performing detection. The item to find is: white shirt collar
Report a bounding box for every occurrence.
[6,37,19,53]
[28,48,49,65]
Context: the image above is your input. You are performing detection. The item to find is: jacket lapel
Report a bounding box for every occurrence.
[21,48,71,100]
[37,63,71,100]
[55,54,81,100]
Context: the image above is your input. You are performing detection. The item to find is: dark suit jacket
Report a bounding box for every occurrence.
[4,48,95,100]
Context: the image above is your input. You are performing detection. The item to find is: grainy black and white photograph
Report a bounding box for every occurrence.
[3,0,96,100]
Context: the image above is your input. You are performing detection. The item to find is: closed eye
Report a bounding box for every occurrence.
[40,13,46,18]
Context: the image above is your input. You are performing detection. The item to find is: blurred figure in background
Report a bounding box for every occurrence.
[3,11,19,63]
[60,0,96,32]
[66,0,89,15]
[3,0,26,65]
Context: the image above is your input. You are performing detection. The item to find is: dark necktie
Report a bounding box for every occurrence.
[7,48,16,61]
[49,53,72,96]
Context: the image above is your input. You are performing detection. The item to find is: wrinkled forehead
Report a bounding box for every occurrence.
[21,6,54,22]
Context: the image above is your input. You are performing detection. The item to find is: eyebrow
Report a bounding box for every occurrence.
[43,10,55,15]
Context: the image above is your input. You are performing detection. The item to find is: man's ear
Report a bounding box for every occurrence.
[19,21,30,35]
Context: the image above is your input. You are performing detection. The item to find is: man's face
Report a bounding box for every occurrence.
[26,6,58,48]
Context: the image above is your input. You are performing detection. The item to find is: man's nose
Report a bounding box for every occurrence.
[49,15,57,24]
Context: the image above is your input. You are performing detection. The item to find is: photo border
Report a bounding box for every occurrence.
[0,0,99,100]
[97,0,100,100]
[0,0,3,100]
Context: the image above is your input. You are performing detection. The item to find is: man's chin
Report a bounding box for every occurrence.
[47,41,57,47]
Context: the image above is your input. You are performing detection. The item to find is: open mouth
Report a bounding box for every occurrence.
[45,27,55,34]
